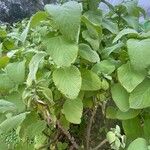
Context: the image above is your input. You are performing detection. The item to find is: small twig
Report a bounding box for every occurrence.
[92,139,108,150]
[86,106,97,150]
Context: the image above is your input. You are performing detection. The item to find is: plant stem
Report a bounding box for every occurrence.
[56,120,79,149]
[86,106,97,150]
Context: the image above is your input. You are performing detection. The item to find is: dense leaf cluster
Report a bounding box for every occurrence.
[0,0,150,149]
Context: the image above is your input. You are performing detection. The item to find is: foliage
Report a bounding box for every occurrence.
[0,0,150,149]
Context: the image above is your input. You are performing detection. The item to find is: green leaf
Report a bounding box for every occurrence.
[40,87,54,104]
[26,120,46,138]
[127,39,150,71]
[82,30,100,51]
[82,10,102,26]
[0,99,16,113]
[92,59,115,75]
[143,116,150,140]
[118,62,146,93]
[0,56,9,69]
[122,117,143,141]
[113,28,138,43]
[45,36,78,67]
[102,42,124,58]
[30,11,48,28]
[0,74,14,92]
[129,79,150,109]
[6,90,26,113]
[102,18,119,34]
[79,43,100,63]
[27,52,46,86]
[45,1,82,42]
[107,131,116,144]
[53,66,81,99]
[81,69,101,91]
[63,98,83,124]
[111,83,129,112]
[127,138,148,150]
[20,21,30,43]
[106,106,140,120]
[0,112,28,133]
[122,16,139,30]
[81,12,102,50]
[5,61,26,85]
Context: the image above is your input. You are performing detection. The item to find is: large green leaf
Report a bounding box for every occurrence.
[113,28,138,43]
[27,52,46,86]
[0,112,28,133]
[127,39,150,71]
[45,1,82,42]
[111,83,129,112]
[5,61,26,85]
[45,36,78,67]
[129,79,150,109]
[63,98,83,124]
[118,62,146,93]
[53,66,81,99]
[79,43,100,63]
[122,117,143,141]
[127,138,148,150]
[81,69,101,91]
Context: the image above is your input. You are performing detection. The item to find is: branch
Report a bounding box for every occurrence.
[86,106,97,150]
[56,120,79,149]
[42,109,79,149]
[93,139,108,150]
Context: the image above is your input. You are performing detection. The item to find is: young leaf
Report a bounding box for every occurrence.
[81,69,101,91]
[45,36,78,67]
[127,39,150,71]
[63,98,83,124]
[129,79,150,109]
[45,1,82,42]
[113,28,138,43]
[79,43,100,63]
[118,62,146,93]
[127,138,148,150]
[27,52,46,86]
[53,65,81,99]
[111,83,129,112]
